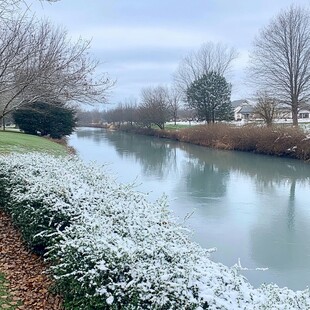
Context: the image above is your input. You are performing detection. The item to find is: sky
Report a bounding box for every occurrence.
[29,0,310,107]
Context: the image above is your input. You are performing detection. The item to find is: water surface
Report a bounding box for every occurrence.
[69,127,310,290]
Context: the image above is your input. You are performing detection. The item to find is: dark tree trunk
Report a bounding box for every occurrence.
[1,115,5,131]
[292,98,298,126]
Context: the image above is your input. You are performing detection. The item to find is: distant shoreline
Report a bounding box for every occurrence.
[76,123,310,162]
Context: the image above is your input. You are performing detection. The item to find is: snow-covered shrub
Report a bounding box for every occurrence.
[0,155,85,253]
[0,153,309,309]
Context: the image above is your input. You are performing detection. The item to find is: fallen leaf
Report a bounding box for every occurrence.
[0,211,63,310]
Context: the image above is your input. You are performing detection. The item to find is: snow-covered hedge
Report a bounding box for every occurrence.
[0,153,309,309]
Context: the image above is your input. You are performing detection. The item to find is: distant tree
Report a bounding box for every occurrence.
[178,107,196,124]
[76,109,106,126]
[122,98,138,126]
[253,91,280,126]
[249,5,310,126]
[138,86,170,129]
[76,110,94,126]
[108,109,119,125]
[186,71,232,123]
[13,101,76,138]
[174,42,237,95]
[167,87,182,125]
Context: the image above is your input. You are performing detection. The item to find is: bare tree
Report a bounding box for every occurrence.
[178,107,196,125]
[253,91,280,126]
[138,86,169,129]
[174,42,238,94]
[249,5,310,126]
[122,97,138,126]
[167,87,182,125]
[104,105,125,127]
[76,109,101,126]
[0,15,113,129]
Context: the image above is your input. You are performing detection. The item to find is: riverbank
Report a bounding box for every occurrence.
[1,152,310,309]
[0,131,66,309]
[119,123,310,162]
[2,130,310,309]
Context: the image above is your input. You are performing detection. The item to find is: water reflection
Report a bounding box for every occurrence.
[288,180,296,231]
[76,127,106,144]
[179,142,310,186]
[250,179,310,270]
[70,128,310,289]
[182,159,229,201]
[76,129,178,178]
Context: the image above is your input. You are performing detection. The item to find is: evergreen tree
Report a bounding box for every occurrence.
[13,101,76,138]
[186,71,232,123]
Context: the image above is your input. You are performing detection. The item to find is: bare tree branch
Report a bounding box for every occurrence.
[166,86,182,125]
[139,86,170,129]
[0,0,59,18]
[253,91,280,126]
[174,42,238,95]
[0,14,114,127]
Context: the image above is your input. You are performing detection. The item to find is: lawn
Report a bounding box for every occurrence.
[0,131,67,155]
[163,123,192,130]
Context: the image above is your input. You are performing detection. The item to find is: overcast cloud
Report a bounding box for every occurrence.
[30,0,310,105]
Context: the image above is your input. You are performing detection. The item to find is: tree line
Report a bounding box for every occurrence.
[76,94,190,129]
[76,77,233,130]
[2,2,310,136]
[80,52,236,129]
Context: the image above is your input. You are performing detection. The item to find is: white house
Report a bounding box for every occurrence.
[231,99,310,122]
[231,99,256,121]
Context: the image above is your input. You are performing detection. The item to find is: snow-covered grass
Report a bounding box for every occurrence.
[0,153,309,309]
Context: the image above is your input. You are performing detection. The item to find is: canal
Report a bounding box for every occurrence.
[69,127,310,290]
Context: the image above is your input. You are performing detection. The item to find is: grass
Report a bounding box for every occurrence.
[0,273,20,309]
[0,130,68,155]
[163,123,191,130]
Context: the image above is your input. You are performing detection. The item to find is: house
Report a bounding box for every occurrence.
[231,99,256,121]
[231,99,310,122]
[298,103,310,119]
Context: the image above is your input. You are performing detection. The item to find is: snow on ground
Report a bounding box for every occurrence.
[0,153,309,309]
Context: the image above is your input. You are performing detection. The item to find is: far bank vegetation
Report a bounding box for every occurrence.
[77,100,310,161]
[124,124,310,162]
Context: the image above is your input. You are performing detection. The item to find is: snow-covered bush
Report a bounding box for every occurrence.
[0,153,309,309]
